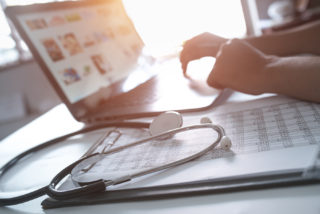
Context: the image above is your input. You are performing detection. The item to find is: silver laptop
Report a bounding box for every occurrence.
[5,0,221,122]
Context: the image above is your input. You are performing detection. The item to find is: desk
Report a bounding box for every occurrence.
[1,93,320,214]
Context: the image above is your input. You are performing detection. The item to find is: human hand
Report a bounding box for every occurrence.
[180,32,227,76]
[207,39,273,95]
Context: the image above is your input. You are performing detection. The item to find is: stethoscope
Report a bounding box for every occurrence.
[0,111,231,206]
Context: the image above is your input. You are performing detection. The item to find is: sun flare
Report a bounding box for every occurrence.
[123,0,246,55]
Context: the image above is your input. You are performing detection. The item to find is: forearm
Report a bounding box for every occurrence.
[266,55,320,103]
[244,20,320,56]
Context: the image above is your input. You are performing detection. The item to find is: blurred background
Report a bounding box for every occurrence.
[0,0,319,140]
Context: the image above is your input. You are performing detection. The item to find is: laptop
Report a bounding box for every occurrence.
[5,0,221,122]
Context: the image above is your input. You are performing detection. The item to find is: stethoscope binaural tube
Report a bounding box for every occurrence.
[47,124,225,201]
[0,122,150,206]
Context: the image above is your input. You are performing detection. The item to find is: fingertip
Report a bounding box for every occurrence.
[183,73,191,79]
[182,63,188,77]
[206,75,224,89]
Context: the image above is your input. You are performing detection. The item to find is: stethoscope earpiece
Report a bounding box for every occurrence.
[220,136,232,150]
[200,117,212,124]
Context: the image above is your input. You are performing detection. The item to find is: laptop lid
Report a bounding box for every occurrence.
[6,0,221,121]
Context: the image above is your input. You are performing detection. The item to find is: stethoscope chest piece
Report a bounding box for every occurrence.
[149,111,183,136]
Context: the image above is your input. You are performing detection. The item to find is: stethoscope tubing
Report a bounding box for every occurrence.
[48,124,224,201]
[0,121,150,206]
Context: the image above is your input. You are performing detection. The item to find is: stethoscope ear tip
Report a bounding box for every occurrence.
[220,136,232,150]
[200,117,212,124]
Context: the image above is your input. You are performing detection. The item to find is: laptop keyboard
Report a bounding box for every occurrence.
[102,76,160,108]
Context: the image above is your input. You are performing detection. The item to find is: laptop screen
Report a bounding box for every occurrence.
[15,0,144,104]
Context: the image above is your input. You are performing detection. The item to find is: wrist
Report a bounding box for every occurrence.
[262,55,282,94]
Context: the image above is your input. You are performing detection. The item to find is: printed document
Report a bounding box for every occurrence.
[62,95,320,190]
